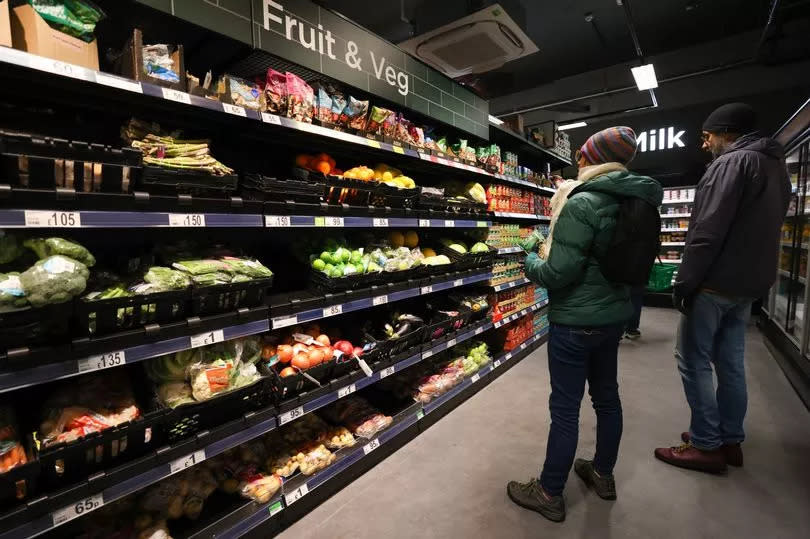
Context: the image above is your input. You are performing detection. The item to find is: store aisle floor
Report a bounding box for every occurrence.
[278,308,810,539]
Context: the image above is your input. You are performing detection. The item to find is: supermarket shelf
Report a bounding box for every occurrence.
[493,298,549,328]
[778,268,807,284]
[0,47,555,190]
[661,198,694,204]
[491,276,530,291]
[497,246,524,255]
[661,213,692,218]
[489,123,572,170]
[661,242,686,246]
[661,228,689,232]
[270,270,493,330]
[492,211,551,222]
[263,216,489,228]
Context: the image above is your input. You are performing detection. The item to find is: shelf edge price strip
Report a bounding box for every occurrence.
[168,213,206,227]
[337,383,356,399]
[379,366,395,379]
[279,406,304,426]
[265,215,291,227]
[52,493,104,527]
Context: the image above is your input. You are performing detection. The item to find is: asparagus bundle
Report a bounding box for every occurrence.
[126,121,235,176]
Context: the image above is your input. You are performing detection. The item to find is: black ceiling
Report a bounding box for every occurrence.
[321,0,810,99]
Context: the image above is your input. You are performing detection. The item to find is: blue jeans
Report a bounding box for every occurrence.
[539,323,624,496]
[627,286,644,331]
[676,291,752,450]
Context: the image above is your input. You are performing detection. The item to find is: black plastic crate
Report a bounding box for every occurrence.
[267,359,334,403]
[440,243,497,270]
[0,302,72,350]
[138,166,238,196]
[190,277,274,317]
[387,324,426,357]
[242,173,323,204]
[0,437,39,508]
[309,268,383,293]
[75,289,190,336]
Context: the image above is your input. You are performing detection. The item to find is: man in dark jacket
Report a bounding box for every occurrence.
[507,127,662,522]
[655,103,791,472]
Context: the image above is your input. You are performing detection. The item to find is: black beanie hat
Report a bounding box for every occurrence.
[702,103,757,133]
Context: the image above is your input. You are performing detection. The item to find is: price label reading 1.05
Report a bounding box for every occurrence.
[284,484,309,505]
[24,210,81,228]
[51,494,104,526]
[337,383,356,399]
[190,329,224,349]
[78,351,125,374]
[169,450,206,474]
[379,366,395,379]
[419,219,431,227]
[222,103,247,117]
[372,218,389,227]
[168,213,205,227]
[265,215,291,227]
[279,406,304,425]
[363,438,380,455]
[162,87,192,104]
[323,304,343,318]
[372,295,388,306]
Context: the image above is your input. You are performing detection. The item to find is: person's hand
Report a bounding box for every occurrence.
[525,252,540,265]
[673,293,692,316]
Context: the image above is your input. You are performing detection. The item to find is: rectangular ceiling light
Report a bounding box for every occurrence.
[558,121,587,131]
[488,114,504,125]
[631,64,658,90]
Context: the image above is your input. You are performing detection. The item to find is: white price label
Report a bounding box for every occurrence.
[169,450,206,474]
[505,352,513,360]
[279,406,304,425]
[446,338,457,348]
[95,73,142,93]
[419,219,431,227]
[520,343,527,350]
[363,438,381,454]
[262,112,283,125]
[52,494,104,526]
[161,87,192,104]
[24,210,81,228]
[470,373,481,384]
[324,216,344,227]
[78,351,125,373]
[453,279,463,287]
[337,383,356,399]
[222,103,247,117]
[372,295,388,306]
[323,304,343,318]
[285,484,309,505]
[190,329,224,348]
[265,215,291,227]
[422,349,434,359]
[445,220,455,227]
[168,213,206,227]
[493,360,502,368]
[475,327,484,335]
[379,366,395,379]
[372,218,389,227]
[30,55,90,80]
[272,315,298,329]
[421,285,433,294]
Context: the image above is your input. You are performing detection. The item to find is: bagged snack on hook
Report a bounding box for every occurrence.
[331,93,347,124]
[285,72,315,123]
[316,85,332,123]
[409,126,425,148]
[394,115,413,144]
[366,106,393,134]
[382,111,397,138]
[220,75,264,111]
[264,68,287,115]
[339,96,369,130]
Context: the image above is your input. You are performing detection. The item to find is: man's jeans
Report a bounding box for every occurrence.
[540,323,624,496]
[676,291,752,450]
[627,286,644,331]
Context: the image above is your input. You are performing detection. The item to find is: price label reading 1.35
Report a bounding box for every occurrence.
[190,329,224,349]
[24,210,81,228]
[51,494,104,526]
[222,103,247,117]
[279,406,304,426]
[363,438,381,455]
[284,484,309,505]
[419,219,431,227]
[337,383,356,399]
[379,366,395,379]
[265,215,291,227]
[322,304,343,318]
[169,450,206,474]
[161,87,192,104]
[168,213,206,227]
[372,295,388,306]
[78,351,125,374]
[372,218,389,227]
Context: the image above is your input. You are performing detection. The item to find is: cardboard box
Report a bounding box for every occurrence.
[0,1,11,48]
[10,4,98,70]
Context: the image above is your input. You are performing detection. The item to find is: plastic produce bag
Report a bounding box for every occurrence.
[28,0,105,42]
[0,273,28,311]
[144,266,191,291]
[191,272,232,286]
[297,443,336,475]
[221,257,273,278]
[171,259,232,275]
[285,72,314,123]
[0,232,23,264]
[24,237,95,266]
[142,44,179,83]
[264,68,287,115]
[19,255,89,307]
[317,426,356,449]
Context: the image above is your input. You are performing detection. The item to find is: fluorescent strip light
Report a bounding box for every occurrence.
[488,115,504,125]
[631,64,658,90]
[558,121,587,131]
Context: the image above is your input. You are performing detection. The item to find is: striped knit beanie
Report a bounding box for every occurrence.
[579,126,638,165]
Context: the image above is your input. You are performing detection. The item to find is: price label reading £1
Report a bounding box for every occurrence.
[51,494,104,526]
[190,329,224,348]
[337,384,356,399]
[169,450,206,474]
[285,484,309,505]
[78,351,125,373]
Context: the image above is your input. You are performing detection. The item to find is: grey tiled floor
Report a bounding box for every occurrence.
[279,308,810,539]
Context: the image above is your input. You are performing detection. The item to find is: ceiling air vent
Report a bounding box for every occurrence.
[398,4,538,79]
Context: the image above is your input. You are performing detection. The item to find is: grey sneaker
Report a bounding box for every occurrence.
[623,329,641,340]
[574,459,617,500]
[506,478,565,522]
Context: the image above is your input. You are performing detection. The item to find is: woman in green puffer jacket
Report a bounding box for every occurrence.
[507,127,662,522]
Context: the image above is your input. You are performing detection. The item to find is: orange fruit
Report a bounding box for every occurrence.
[315,160,331,175]
[295,154,312,168]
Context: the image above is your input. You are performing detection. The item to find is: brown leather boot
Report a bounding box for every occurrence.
[654,443,727,473]
[681,432,743,467]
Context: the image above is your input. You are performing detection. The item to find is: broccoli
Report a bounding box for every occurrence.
[20,255,89,307]
[0,272,29,310]
[23,237,96,267]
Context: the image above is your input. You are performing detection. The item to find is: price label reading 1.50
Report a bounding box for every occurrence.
[279,406,304,425]
[169,450,206,474]
[168,213,206,227]
[78,351,125,374]
[51,494,104,526]
[265,215,291,227]
[24,210,81,228]
[190,329,224,349]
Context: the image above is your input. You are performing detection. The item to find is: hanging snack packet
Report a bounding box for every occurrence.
[435,137,448,153]
[285,73,315,123]
[225,75,264,111]
[330,93,347,123]
[316,85,332,123]
[382,112,397,139]
[477,146,490,167]
[394,115,413,144]
[339,96,369,130]
[409,126,425,148]
[366,106,393,134]
[264,68,287,115]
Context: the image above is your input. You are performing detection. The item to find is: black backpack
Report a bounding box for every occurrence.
[599,197,661,285]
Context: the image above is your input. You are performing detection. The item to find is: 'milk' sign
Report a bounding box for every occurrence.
[637,127,686,152]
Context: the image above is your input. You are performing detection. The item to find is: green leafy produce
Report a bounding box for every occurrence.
[84,284,132,301]
[0,234,23,264]
[172,259,232,275]
[191,272,232,286]
[19,255,89,307]
[29,0,105,43]
[221,257,273,278]
[144,266,191,290]
[470,242,490,253]
[23,237,95,267]
[0,272,28,310]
